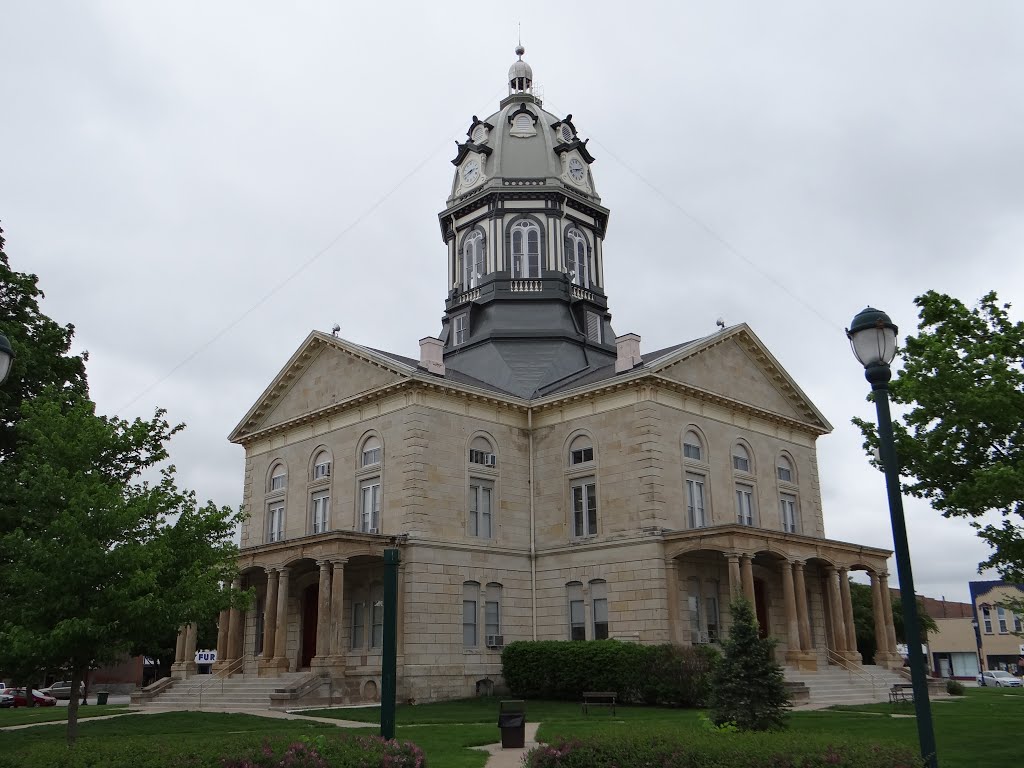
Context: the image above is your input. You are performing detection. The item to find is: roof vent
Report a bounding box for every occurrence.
[419,337,445,376]
[615,333,642,374]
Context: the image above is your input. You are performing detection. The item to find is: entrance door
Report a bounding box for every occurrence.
[301,584,318,668]
[753,579,769,639]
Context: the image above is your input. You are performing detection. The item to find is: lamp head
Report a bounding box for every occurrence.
[0,332,14,386]
[847,306,898,368]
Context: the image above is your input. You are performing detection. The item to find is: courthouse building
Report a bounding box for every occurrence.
[177,49,905,703]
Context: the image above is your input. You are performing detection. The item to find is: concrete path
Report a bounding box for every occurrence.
[473,722,540,768]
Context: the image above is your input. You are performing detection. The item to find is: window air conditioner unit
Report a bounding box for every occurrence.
[486,634,504,648]
[484,453,496,467]
[695,631,710,644]
[367,527,379,534]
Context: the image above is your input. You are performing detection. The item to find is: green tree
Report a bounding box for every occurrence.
[0,387,245,744]
[854,291,1024,582]
[850,582,937,664]
[0,224,88,463]
[709,597,790,731]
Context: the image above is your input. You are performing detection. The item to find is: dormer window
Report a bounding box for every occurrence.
[472,123,489,143]
[559,124,573,142]
[510,112,536,137]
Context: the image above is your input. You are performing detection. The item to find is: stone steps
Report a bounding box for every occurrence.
[785,664,904,705]
[136,672,310,710]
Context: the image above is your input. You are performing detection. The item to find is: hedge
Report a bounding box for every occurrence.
[526,733,918,768]
[501,640,718,707]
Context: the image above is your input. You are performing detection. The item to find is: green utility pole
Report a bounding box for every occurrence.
[381,547,400,740]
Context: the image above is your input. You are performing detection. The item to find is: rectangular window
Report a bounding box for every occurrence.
[735,484,755,526]
[688,594,703,643]
[267,503,284,543]
[733,455,750,472]
[351,602,365,648]
[982,606,992,633]
[314,460,331,479]
[572,480,598,537]
[270,473,286,491]
[360,479,381,532]
[469,482,493,538]
[362,447,380,467]
[311,491,330,534]
[485,599,500,638]
[454,314,468,345]
[686,473,706,528]
[1014,613,1022,633]
[780,493,797,533]
[683,442,702,461]
[463,599,478,647]
[705,595,719,643]
[777,465,792,482]
[469,449,496,466]
[569,598,585,640]
[371,600,384,648]
[997,606,1008,633]
[570,446,594,464]
[591,580,609,640]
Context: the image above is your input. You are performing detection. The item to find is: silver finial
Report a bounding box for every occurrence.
[515,45,525,58]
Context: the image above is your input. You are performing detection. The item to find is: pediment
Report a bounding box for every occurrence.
[650,325,831,432]
[229,332,413,441]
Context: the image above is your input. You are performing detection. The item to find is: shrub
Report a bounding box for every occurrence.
[526,733,918,768]
[501,640,717,707]
[220,734,426,768]
[946,679,965,696]
[709,597,790,731]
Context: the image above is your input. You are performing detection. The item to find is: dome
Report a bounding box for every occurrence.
[508,45,532,93]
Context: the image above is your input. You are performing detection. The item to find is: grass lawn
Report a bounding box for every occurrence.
[0,688,1019,767]
[0,704,129,727]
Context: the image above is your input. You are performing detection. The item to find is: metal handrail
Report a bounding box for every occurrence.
[187,654,251,710]
[825,647,884,699]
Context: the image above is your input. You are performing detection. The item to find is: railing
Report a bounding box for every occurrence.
[511,279,543,292]
[825,647,883,700]
[571,285,597,302]
[187,654,252,710]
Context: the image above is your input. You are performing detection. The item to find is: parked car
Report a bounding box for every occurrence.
[41,680,84,700]
[7,688,57,707]
[977,670,1023,687]
[0,692,13,709]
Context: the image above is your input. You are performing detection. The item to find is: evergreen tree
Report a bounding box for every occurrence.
[709,597,790,731]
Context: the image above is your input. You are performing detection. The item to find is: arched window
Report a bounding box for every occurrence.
[358,435,383,533]
[361,436,382,468]
[462,230,485,288]
[269,463,287,492]
[463,581,480,647]
[485,582,503,645]
[565,228,588,287]
[777,456,794,483]
[312,450,331,481]
[590,579,608,639]
[732,444,751,473]
[777,454,798,533]
[567,581,585,640]
[510,220,541,278]
[732,443,756,527]
[569,435,594,466]
[683,431,703,462]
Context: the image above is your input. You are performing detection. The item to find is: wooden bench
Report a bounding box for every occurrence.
[889,683,914,704]
[582,691,617,715]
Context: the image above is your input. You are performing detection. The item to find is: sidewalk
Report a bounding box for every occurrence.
[473,722,540,768]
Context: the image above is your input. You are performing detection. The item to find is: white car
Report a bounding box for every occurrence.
[977,670,1023,687]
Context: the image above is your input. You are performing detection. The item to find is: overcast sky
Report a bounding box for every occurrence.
[2,1,1022,604]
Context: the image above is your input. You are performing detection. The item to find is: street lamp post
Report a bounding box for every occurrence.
[847,306,938,768]
[0,332,14,385]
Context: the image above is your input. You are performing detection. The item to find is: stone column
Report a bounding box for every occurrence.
[262,569,279,658]
[182,623,199,675]
[740,554,755,603]
[879,571,899,662]
[312,560,332,667]
[839,567,861,662]
[793,562,811,648]
[274,567,291,669]
[781,560,801,665]
[329,559,348,662]
[726,553,742,597]
[216,609,229,661]
[174,625,187,663]
[664,557,684,645]
[870,570,892,662]
[825,567,848,654]
[226,577,243,664]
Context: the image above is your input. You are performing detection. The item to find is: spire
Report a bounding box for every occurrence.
[508,44,533,95]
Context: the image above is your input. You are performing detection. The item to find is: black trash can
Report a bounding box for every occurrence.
[96,692,109,705]
[498,700,526,748]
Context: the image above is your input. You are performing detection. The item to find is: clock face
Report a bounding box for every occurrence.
[462,159,480,185]
[568,158,585,184]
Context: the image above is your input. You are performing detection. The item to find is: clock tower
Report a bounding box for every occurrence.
[437,47,617,398]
